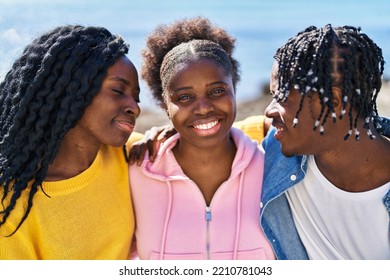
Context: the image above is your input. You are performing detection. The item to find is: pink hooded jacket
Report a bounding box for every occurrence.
[129,128,275,260]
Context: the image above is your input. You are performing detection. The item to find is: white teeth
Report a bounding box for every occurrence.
[277,127,284,132]
[194,120,218,130]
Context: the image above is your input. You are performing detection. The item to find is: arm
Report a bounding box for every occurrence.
[128,125,177,165]
[0,229,37,259]
[127,115,271,165]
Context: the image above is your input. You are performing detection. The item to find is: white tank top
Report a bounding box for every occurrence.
[286,156,390,259]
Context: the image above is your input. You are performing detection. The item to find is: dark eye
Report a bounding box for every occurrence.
[112,89,124,95]
[176,94,192,103]
[210,88,225,96]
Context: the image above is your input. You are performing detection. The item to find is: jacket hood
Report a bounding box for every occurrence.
[139,127,260,182]
[130,126,270,260]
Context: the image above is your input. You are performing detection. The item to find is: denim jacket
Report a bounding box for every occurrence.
[260,117,390,260]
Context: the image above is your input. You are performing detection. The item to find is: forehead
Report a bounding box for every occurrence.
[171,58,229,80]
[107,56,136,73]
[270,61,280,87]
[166,58,233,96]
[271,61,279,78]
[177,57,225,70]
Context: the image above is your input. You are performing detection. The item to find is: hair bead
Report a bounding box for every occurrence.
[292,118,299,127]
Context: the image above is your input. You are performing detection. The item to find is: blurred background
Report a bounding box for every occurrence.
[1,0,389,132]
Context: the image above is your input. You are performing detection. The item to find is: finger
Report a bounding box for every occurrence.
[128,141,145,165]
[157,125,176,142]
[147,138,162,162]
[147,126,163,140]
[136,143,147,166]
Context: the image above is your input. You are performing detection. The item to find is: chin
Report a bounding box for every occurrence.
[280,145,298,158]
[281,150,293,158]
[107,137,129,148]
[282,153,295,158]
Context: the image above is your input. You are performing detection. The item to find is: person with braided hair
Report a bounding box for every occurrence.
[129,17,275,260]
[261,24,390,259]
[0,25,142,259]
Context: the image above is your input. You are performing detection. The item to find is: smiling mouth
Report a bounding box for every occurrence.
[273,125,287,140]
[115,120,135,134]
[191,118,222,137]
[193,120,219,130]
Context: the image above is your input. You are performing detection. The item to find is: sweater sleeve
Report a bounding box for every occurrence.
[0,226,37,259]
[127,131,144,145]
[233,115,266,143]
[125,131,144,153]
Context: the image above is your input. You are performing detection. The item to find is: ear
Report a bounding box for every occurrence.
[162,92,171,119]
[331,86,343,113]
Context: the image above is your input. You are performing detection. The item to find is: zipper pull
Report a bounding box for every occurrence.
[205,207,212,221]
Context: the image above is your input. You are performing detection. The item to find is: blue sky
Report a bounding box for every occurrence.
[1,0,389,107]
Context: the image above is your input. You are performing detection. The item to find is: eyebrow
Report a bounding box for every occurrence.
[109,76,141,91]
[109,76,131,86]
[208,81,229,87]
[174,81,229,92]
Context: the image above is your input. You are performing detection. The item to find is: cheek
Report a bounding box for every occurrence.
[306,96,323,122]
[225,100,237,125]
[218,94,236,112]
[226,99,237,121]
[84,100,114,128]
[78,106,96,126]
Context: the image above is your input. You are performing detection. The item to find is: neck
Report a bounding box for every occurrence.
[173,134,236,166]
[314,133,390,192]
[46,130,101,181]
[172,133,237,205]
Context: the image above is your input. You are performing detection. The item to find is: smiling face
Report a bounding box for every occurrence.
[265,61,328,157]
[76,55,141,147]
[164,58,236,149]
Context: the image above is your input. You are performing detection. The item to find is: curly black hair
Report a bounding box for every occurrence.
[141,16,240,109]
[0,25,129,235]
[273,24,385,141]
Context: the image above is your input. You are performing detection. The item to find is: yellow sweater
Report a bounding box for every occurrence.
[233,115,267,143]
[0,120,263,259]
[0,144,134,260]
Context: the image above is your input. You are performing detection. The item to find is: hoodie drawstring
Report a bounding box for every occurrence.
[233,171,245,260]
[159,181,173,260]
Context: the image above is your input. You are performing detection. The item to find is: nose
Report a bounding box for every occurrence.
[194,97,214,115]
[125,97,141,118]
[264,98,280,119]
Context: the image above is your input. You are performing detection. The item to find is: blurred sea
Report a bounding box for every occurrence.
[1,0,390,111]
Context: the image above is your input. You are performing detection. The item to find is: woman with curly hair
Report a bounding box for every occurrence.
[129,17,274,260]
[0,25,141,259]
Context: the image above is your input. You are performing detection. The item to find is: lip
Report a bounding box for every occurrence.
[114,120,135,134]
[272,121,287,140]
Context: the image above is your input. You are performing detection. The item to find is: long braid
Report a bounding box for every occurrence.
[0,25,129,235]
[273,24,384,140]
